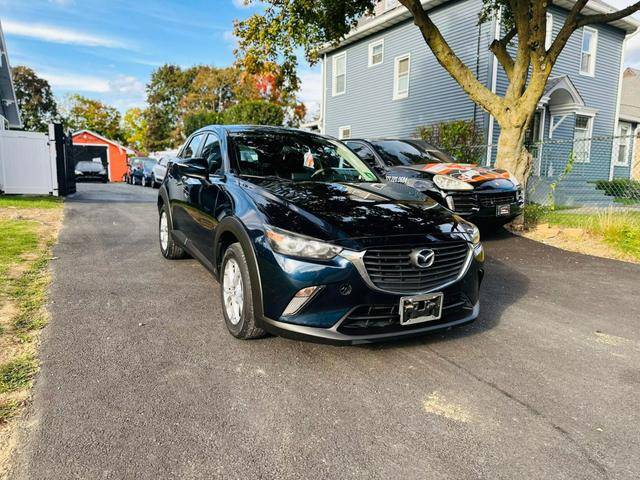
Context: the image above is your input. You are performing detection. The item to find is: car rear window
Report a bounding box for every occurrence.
[370,140,454,167]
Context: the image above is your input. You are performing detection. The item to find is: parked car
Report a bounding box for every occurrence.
[158,126,484,344]
[126,157,157,186]
[74,160,108,183]
[344,139,524,224]
[151,156,175,188]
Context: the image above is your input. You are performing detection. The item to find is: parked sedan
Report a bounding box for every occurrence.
[345,139,524,224]
[127,157,157,186]
[75,160,108,183]
[158,125,484,344]
[151,156,174,187]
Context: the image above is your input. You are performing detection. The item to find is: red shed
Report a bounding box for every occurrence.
[72,130,133,182]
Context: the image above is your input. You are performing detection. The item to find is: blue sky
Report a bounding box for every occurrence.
[0,0,322,114]
[1,0,639,117]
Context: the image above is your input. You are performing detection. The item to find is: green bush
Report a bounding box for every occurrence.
[417,119,484,164]
[523,203,551,229]
[595,179,640,200]
[183,110,223,137]
[222,100,284,126]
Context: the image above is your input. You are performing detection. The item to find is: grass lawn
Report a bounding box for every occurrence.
[0,195,62,472]
[542,210,640,261]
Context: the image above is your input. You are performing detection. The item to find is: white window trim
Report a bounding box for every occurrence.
[545,13,553,51]
[393,53,411,100]
[368,39,384,67]
[579,26,598,77]
[385,0,399,11]
[614,122,632,166]
[332,52,347,97]
[573,113,595,163]
[338,125,352,140]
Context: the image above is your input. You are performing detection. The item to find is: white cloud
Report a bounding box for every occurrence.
[41,72,111,92]
[48,0,75,6]
[109,75,145,95]
[298,68,322,106]
[232,0,250,8]
[2,20,129,49]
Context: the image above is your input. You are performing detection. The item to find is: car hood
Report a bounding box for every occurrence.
[396,163,515,186]
[242,178,464,244]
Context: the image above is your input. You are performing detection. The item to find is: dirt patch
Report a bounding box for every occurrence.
[515,223,639,264]
[422,392,473,423]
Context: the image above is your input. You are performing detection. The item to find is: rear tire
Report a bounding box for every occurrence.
[159,205,186,260]
[220,243,266,340]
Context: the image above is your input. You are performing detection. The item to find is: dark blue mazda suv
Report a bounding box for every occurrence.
[158,126,484,344]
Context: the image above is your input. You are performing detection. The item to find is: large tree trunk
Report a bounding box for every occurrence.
[494,124,533,186]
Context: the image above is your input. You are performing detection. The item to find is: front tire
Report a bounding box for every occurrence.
[220,243,265,340]
[159,205,186,259]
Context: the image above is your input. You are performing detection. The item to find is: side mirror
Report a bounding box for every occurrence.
[176,157,209,180]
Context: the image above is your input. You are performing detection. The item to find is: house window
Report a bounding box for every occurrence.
[369,39,384,67]
[615,122,632,166]
[580,27,597,76]
[338,126,352,140]
[545,13,553,50]
[393,54,411,100]
[332,52,346,96]
[574,114,593,162]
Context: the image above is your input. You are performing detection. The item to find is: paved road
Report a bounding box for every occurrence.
[11,183,640,480]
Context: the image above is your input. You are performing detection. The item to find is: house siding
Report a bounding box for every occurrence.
[324,0,494,140]
[491,5,625,180]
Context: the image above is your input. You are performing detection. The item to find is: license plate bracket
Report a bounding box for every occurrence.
[399,293,444,326]
[496,204,511,216]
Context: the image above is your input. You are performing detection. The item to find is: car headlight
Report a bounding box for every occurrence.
[454,216,480,244]
[265,226,342,260]
[74,170,81,175]
[433,174,473,191]
[405,178,432,191]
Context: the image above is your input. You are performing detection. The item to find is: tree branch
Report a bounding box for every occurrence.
[577,1,640,28]
[399,0,502,115]
[546,0,589,64]
[489,27,516,79]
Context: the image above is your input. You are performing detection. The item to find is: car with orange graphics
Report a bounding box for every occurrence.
[345,139,524,224]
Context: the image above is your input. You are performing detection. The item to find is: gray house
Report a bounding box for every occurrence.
[0,20,21,130]
[318,0,639,184]
[619,67,640,179]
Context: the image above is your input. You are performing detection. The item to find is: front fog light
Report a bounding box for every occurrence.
[282,286,321,316]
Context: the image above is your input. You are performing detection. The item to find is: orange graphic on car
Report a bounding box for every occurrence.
[420,163,510,183]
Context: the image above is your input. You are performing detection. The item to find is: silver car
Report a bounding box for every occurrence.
[151,156,175,188]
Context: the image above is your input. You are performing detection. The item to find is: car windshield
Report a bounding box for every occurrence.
[370,140,455,167]
[143,159,157,170]
[76,161,103,171]
[229,131,379,183]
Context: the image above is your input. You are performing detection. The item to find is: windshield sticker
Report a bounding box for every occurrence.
[304,150,315,169]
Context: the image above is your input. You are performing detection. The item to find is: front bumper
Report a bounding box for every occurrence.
[442,190,524,221]
[255,238,484,344]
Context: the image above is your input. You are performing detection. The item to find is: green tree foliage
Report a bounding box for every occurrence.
[11,66,59,132]
[145,65,198,150]
[222,100,285,126]
[418,120,484,164]
[183,111,224,137]
[66,94,124,142]
[122,107,148,152]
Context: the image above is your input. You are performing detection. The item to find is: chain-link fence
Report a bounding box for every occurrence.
[451,134,640,214]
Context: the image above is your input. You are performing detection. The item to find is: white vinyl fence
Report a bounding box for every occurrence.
[0,125,58,195]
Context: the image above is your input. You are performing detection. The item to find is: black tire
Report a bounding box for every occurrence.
[159,205,186,260]
[220,243,266,340]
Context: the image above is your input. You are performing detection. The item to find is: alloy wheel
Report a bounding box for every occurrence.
[159,212,169,252]
[223,258,243,325]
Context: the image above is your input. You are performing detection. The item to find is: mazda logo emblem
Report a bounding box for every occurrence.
[410,248,435,268]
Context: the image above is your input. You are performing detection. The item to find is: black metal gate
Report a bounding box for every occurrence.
[52,123,76,196]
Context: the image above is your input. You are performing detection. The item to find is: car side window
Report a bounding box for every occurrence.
[181,134,204,159]
[346,142,377,168]
[201,133,223,173]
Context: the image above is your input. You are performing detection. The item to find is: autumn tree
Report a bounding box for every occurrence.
[235,0,640,182]
[122,107,148,152]
[11,66,59,132]
[65,94,124,142]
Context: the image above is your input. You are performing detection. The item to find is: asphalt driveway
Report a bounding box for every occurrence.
[11,183,640,479]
